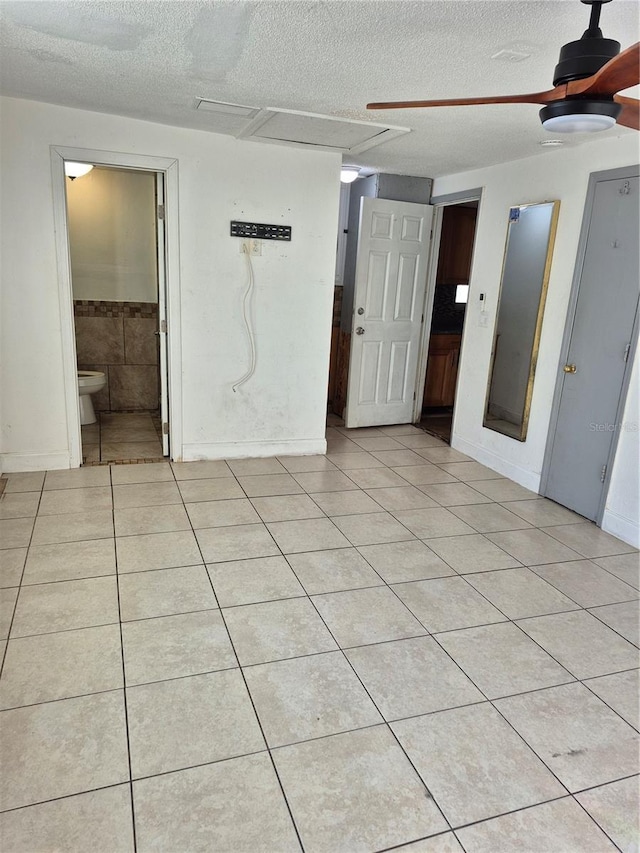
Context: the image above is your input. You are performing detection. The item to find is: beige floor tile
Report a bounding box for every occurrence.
[186,497,261,529]
[0,587,18,639]
[208,555,305,607]
[11,576,119,637]
[196,523,280,563]
[312,586,426,647]
[310,490,382,517]
[392,577,505,634]
[393,507,476,538]
[532,560,639,608]
[23,539,116,584]
[114,504,190,537]
[594,553,640,590]
[81,444,101,463]
[101,428,159,445]
[393,432,447,448]
[224,597,338,665]
[228,457,287,476]
[584,669,639,729]
[110,462,174,484]
[501,498,584,527]
[0,785,135,853]
[378,425,427,436]
[267,517,350,553]
[589,600,639,646]
[4,471,45,493]
[245,651,381,747]
[285,548,383,594]
[426,534,521,574]
[278,454,337,473]
[450,503,533,533]
[416,447,472,464]
[177,476,244,502]
[326,437,361,453]
[392,703,564,827]
[251,494,325,522]
[349,436,406,451]
[343,467,412,489]
[437,622,574,699]
[44,467,110,490]
[336,427,384,438]
[470,478,540,502]
[372,449,428,467]
[31,510,112,545]
[543,523,637,558]
[0,548,26,587]
[38,486,113,516]
[346,636,483,721]
[0,492,40,519]
[101,441,163,461]
[273,726,447,853]
[418,482,492,507]
[0,624,123,708]
[238,473,305,497]
[122,610,235,686]
[465,567,579,619]
[332,512,416,546]
[127,669,265,778]
[326,451,386,470]
[0,517,35,549]
[456,797,618,853]
[517,610,639,679]
[112,481,181,509]
[391,833,465,853]
[357,540,454,583]
[133,753,299,853]
[365,486,438,511]
[575,776,640,852]
[119,565,217,622]
[171,460,233,480]
[293,470,357,492]
[487,528,582,565]
[0,691,129,811]
[393,465,458,486]
[436,461,503,482]
[116,530,202,573]
[495,683,640,792]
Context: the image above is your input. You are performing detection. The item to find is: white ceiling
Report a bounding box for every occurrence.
[1,0,638,177]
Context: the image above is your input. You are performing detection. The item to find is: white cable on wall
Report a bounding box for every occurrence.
[232,241,257,393]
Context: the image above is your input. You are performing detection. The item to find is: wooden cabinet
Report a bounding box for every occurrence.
[436,206,477,285]
[424,334,461,407]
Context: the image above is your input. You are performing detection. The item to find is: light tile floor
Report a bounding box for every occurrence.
[0,423,638,852]
[81,412,163,464]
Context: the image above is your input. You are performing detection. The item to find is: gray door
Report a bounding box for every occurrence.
[544,174,639,521]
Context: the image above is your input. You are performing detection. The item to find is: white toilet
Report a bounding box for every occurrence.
[77,370,107,425]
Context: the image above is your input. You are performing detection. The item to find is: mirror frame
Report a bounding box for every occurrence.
[484,200,561,442]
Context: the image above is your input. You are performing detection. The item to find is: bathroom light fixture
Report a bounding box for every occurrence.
[340,166,360,183]
[64,162,94,180]
[540,99,620,133]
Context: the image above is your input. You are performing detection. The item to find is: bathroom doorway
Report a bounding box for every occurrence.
[52,148,180,467]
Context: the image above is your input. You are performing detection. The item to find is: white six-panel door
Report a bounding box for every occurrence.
[345,197,433,427]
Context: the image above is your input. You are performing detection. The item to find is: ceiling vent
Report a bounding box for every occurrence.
[195,98,260,118]
[236,107,410,155]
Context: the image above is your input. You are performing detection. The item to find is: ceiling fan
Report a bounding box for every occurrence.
[367,0,639,133]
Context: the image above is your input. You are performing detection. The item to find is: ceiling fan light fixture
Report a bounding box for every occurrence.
[340,166,361,183]
[540,99,621,133]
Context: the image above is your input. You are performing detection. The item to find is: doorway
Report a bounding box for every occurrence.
[419,200,479,443]
[51,146,181,469]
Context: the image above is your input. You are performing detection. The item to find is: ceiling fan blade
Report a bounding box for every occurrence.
[569,42,640,97]
[614,95,640,130]
[367,88,563,111]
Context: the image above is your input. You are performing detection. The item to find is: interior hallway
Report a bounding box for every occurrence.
[0,423,638,852]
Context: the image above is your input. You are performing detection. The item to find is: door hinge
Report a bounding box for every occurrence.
[600,464,607,483]
[162,422,169,435]
[413,391,416,400]
[160,319,167,333]
[623,343,631,362]
[157,204,165,220]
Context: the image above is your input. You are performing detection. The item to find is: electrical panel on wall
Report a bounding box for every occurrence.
[230,221,292,241]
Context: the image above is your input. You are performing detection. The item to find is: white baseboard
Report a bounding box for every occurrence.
[180,438,327,462]
[450,435,541,493]
[601,508,640,549]
[0,451,72,473]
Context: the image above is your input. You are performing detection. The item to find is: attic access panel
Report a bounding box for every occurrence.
[237,107,410,155]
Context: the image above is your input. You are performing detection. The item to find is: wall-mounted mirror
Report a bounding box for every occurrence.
[484,201,560,441]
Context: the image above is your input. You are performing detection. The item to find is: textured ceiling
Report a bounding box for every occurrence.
[1,0,638,177]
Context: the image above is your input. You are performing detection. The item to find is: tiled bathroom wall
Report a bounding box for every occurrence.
[74,300,159,412]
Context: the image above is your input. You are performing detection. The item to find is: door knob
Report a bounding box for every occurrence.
[563,364,577,374]
[357,307,364,315]
[355,327,365,335]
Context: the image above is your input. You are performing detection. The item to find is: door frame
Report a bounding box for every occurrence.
[539,164,640,524]
[50,145,182,467]
[412,187,483,424]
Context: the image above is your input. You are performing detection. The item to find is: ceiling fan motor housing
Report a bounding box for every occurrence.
[553,36,621,86]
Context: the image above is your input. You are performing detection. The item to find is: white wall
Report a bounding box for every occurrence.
[0,97,341,470]
[433,133,639,545]
[67,167,157,303]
